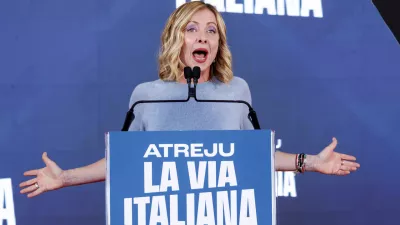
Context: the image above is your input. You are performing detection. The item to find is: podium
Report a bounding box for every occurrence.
[105,130,276,225]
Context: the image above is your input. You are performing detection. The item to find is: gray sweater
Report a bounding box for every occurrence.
[128,76,254,131]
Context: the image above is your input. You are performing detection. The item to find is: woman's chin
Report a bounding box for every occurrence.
[184,58,212,72]
[192,63,211,72]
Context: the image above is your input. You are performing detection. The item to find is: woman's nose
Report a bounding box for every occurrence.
[196,32,208,44]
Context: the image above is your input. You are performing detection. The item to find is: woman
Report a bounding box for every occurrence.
[19,2,360,198]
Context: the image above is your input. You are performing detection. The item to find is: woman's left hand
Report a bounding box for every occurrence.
[308,138,360,175]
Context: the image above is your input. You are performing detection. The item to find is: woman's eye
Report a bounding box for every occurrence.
[208,27,217,33]
[186,26,197,32]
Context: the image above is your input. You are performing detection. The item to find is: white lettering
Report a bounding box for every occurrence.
[176,0,186,8]
[144,144,162,158]
[275,171,283,196]
[226,0,243,13]
[275,138,297,198]
[149,196,168,225]
[205,0,226,12]
[159,144,173,157]
[144,162,160,193]
[0,178,16,225]
[197,192,215,225]
[188,161,237,189]
[204,145,217,157]
[174,144,190,157]
[208,161,217,188]
[124,198,133,225]
[127,191,257,225]
[283,171,297,197]
[187,193,195,225]
[217,190,237,225]
[145,162,180,193]
[144,143,236,158]
[187,161,207,189]
[275,171,297,197]
[160,162,180,192]
[218,161,237,187]
[170,195,185,225]
[255,0,277,15]
[133,196,150,225]
[300,0,323,18]
[191,143,204,157]
[239,189,257,225]
[277,0,300,16]
[275,139,282,149]
[244,0,254,14]
[218,143,235,157]
[176,0,323,18]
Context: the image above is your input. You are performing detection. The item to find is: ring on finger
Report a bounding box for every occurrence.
[35,183,39,189]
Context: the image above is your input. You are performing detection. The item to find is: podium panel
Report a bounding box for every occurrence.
[106,130,276,225]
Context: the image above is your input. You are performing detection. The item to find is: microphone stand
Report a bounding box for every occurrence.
[190,66,261,130]
[121,67,193,131]
[121,66,261,131]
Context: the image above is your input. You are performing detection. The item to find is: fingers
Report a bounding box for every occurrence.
[341,153,357,161]
[342,160,360,169]
[20,183,39,194]
[324,137,338,152]
[337,161,360,176]
[19,152,52,198]
[20,181,46,198]
[19,177,37,188]
[23,169,39,176]
[24,152,50,176]
[340,165,357,172]
[42,152,54,167]
[329,137,337,148]
[27,187,44,198]
[336,170,351,176]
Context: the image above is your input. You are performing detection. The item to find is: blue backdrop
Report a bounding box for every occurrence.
[1,0,399,225]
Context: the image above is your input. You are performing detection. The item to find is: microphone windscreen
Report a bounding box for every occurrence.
[184,67,192,79]
[193,66,201,79]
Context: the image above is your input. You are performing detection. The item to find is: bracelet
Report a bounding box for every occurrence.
[296,153,307,173]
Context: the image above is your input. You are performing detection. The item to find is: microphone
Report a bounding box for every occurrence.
[190,66,261,130]
[121,67,193,131]
[121,66,261,131]
[186,66,201,98]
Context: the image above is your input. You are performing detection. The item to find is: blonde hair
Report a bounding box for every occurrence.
[158,2,233,83]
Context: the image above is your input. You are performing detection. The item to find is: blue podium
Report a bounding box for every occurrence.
[105,130,276,225]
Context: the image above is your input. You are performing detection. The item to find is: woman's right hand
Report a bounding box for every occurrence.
[19,152,64,198]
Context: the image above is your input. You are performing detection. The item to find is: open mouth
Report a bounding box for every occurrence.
[192,48,208,63]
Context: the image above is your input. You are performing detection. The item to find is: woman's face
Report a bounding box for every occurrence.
[180,8,220,78]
